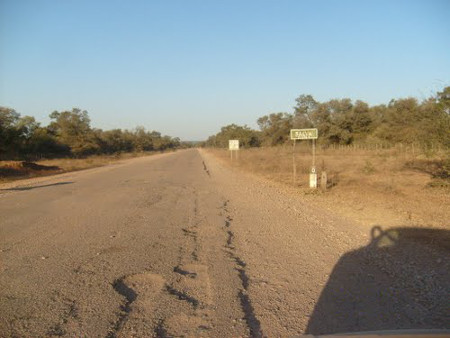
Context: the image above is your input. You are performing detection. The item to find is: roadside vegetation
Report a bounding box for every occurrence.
[204,87,450,229]
[204,87,450,150]
[203,87,450,188]
[0,107,185,181]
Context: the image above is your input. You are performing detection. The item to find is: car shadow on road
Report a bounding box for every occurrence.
[305,226,450,335]
[0,181,74,191]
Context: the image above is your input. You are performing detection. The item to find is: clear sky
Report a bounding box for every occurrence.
[1,0,449,140]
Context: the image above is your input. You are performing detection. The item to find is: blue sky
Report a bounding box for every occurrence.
[1,0,449,140]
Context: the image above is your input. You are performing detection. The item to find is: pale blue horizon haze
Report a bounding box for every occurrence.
[1,0,449,140]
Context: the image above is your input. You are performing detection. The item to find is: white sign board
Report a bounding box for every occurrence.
[290,128,318,140]
[229,140,239,150]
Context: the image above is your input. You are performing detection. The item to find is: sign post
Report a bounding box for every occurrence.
[229,140,239,161]
[292,139,297,186]
[290,128,318,188]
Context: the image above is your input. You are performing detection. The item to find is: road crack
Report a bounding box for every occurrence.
[165,285,200,308]
[202,161,211,177]
[220,199,263,337]
[107,277,137,338]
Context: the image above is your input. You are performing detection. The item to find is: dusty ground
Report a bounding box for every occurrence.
[0,149,448,337]
[206,146,449,230]
[0,151,169,184]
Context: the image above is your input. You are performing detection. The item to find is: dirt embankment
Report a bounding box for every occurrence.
[0,151,177,184]
[204,147,449,230]
[0,161,62,180]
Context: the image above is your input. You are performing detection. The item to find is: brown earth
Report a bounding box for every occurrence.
[0,149,448,337]
[206,146,449,231]
[0,152,170,184]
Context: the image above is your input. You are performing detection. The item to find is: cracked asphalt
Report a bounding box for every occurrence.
[0,149,448,337]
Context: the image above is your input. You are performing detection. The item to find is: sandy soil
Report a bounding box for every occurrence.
[205,147,449,231]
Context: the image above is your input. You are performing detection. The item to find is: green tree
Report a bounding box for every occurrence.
[293,94,317,128]
[257,113,292,146]
[23,127,69,159]
[49,108,98,156]
[205,124,261,148]
[98,129,133,153]
[351,100,373,137]
[373,98,421,144]
[436,86,450,118]
[132,126,154,151]
[0,107,21,158]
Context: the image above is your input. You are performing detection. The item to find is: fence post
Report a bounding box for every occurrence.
[321,171,327,190]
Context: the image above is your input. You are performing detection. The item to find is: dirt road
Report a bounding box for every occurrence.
[0,149,448,337]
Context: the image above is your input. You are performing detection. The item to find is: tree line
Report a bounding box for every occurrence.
[0,107,181,160]
[204,87,450,149]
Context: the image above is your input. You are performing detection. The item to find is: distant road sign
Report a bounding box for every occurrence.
[229,140,239,150]
[290,128,318,140]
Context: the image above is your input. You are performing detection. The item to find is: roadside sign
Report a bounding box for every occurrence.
[229,140,239,161]
[229,140,239,150]
[290,128,318,140]
[290,129,319,189]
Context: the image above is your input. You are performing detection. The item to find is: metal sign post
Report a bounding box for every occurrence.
[292,139,297,186]
[290,129,318,188]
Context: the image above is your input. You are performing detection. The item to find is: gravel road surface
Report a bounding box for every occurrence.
[1,149,448,337]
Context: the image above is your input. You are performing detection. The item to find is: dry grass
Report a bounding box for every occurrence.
[0,151,166,183]
[37,152,140,172]
[206,145,450,229]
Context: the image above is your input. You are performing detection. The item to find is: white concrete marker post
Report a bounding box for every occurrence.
[310,138,317,188]
[290,129,319,188]
[229,140,239,162]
